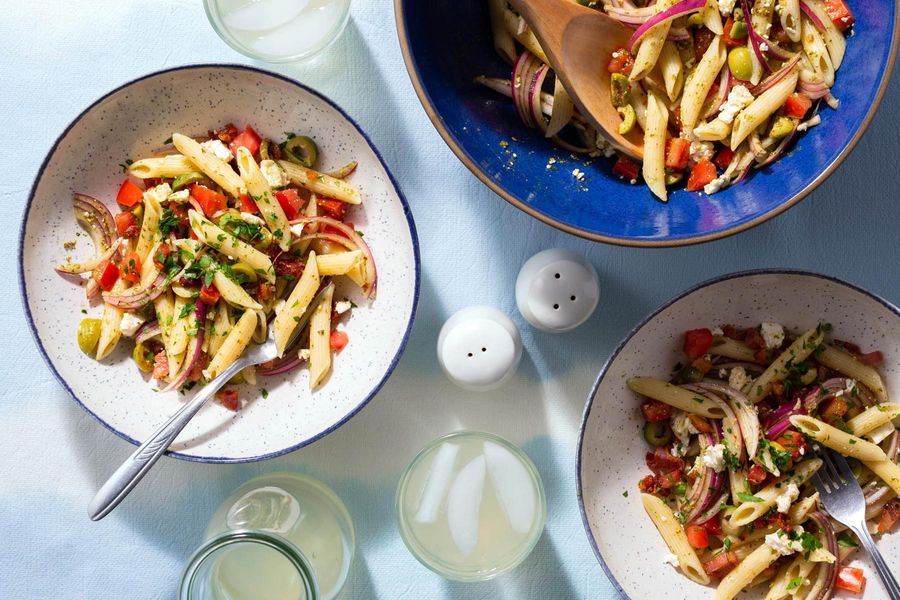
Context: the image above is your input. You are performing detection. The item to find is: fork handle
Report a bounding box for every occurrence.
[852,524,900,599]
[87,357,252,521]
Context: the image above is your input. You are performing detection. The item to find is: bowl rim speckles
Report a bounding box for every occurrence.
[576,269,900,597]
[18,63,421,463]
[393,1,900,247]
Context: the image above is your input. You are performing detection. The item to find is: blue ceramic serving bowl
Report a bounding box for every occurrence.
[395,2,899,246]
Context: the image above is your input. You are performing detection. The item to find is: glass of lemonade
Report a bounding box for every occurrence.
[204,0,352,63]
[396,431,547,582]
[180,472,355,600]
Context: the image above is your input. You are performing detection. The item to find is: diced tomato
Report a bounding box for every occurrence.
[216,389,240,411]
[641,400,673,423]
[188,354,208,382]
[714,147,734,170]
[119,251,142,284]
[747,464,768,486]
[784,93,813,119]
[330,330,349,351]
[670,106,684,134]
[721,18,746,48]
[878,500,900,534]
[607,48,634,75]
[239,193,258,214]
[116,179,144,207]
[638,474,659,494]
[212,123,239,144]
[700,516,722,537]
[153,243,172,269]
[612,156,640,181]
[774,429,808,461]
[318,197,347,221]
[665,138,691,170]
[190,184,227,217]
[274,256,305,279]
[275,188,303,220]
[114,211,139,237]
[766,512,792,533]
[92,259,119,291]
[703,551,739,577]
[258,283,274,301]
[646,447,685,474]
[722,324,744,340]
[689,414,714,434]
[228,125,261,157]
[683,328,714,360]
[694,28,716,62]
[692,356,714,376]
[686,159,717,192]
[152,350,169,380]
[857,350,884,366]
[821,396,849,420]
[835,566,866,593]
[686,524,710,549]
[823,0,854,32]
[199,283,220,306]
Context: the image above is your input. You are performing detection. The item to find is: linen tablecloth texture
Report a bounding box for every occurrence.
[2,1,899,598]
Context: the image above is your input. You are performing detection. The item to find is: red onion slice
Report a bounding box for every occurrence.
[259,354,307,377]
[102,271,172,309]
[749,54,801,95]
[703,67,732,120]
[73,193,116,249]
[808,511,838,600]
[134,320,162,345]
[757,121,798,168]
[741,0,772,73]
[696,381,761,460]
[628,0,707,50]
[289,216,377,298]
[799,0,827,30]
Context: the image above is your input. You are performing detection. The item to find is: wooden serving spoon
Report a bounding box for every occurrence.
[506,0,644,158]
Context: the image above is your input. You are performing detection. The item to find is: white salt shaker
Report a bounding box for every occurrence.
[437,306,523,391]
[515,249,600,332]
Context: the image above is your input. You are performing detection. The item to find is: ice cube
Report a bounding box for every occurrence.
[223,0,311,32]
[414,442,459,524]
[484,441,535,534]
[446,455,486,556]
[249,2,341,56]
[226,486,300,534]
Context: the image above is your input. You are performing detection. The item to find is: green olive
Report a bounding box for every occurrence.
[610,73,631,108]
[130,204,144,221]
[644,422,674,447]
[687,13,705,27]
[172,171,207,191]
[228,371,245,385]
[282,136,318,168]
[230,262,258,283]
[259,139,272,161]
[729,20,748,40]
[617,105,636,135]
[728,47,753,81]
[132,343,156,372]
[77,318,102,355]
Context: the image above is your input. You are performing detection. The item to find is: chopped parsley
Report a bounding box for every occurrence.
[261,388,269,399]
[837,533,859,548]
[674,511,687,524]
[622,490,629,498]
[178,302,197,320]
[723,538,732,551]
[158,208,181,237]
[163,136,173,145]
[119,159,133,173]
[787,576,803,591]
[737,492,764,503]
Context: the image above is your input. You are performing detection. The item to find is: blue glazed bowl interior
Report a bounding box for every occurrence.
[399,2,897,245]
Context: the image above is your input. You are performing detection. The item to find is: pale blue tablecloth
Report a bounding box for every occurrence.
[2,1,900,598]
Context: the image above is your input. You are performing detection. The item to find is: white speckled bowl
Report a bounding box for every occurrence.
[578,270,900,598]
[20,65,419,463]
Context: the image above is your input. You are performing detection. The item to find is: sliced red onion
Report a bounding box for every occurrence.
[799,79,830,99]
[703,67,732,120]
[685,433,727,522]
[757,121,798,167]
[696,381,761,460]
[102,271,172,309]
[294,232,357,251]
[259,354,307,377]
[628,0,707,50]
[749,54,801,95]
[511,51,543,129]
[741,0,772,73]
[56,239,121,275]
[528,64,552,133]
[799,0,827,30]
[326,161,358,179]
[85,278,100,300]
[684,385,744,459]
[289,216,377,297]
[731,155,756,185]
[808,512,838,600]
[73,193,116,249]
[161,301,206,392]
[134,320,161,345]
[696,491,730,525]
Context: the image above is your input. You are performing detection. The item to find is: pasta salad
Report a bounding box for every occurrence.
[479,0,853,201]
[630,322,899,599]
[57,123,375,410]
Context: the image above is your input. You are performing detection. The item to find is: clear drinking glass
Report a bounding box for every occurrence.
[204,0,352,63]
[181,472,355,600]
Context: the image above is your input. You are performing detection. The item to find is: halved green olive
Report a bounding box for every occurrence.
[644,422,674,447]
[133,343,156,372]
[230,262,258,283]
[282,136,318,168]
[228,371,245,385]
[259,139,272,161]
[77,318,102,355]
[618,105,636,135]
[172,171,207,191]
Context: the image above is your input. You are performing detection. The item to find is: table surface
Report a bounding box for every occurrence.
[3,1,900,598]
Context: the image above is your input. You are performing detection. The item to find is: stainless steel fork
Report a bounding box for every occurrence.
[810,447,900,599]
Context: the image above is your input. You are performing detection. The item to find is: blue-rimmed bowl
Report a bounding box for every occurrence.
[578,269,900,597]
[19,64,420,463]
[395,4,899,246]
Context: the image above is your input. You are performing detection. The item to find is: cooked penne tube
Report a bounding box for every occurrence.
[488,0,516,63]
[172,133,245,198]
[214,269,262,310]
[641,494,710,585]
[729,459,822,526]
[188,209,275,283]
[278,160,361,205]
[630,0,675,81]
[715,543,781,600]
[501,7,548,64]
[134,184,166,263]
[681,36,726,133]
[701,0,723,34]
[781,0,802,42]
[817,344,887,401]
[801,17,835,86]
[744,325,824,403]
[272,253,320,356]
[709,336,757,362]
[315,250,362,276]
[658,41,684,102]
[627,377,727,418]
[154,290,180,380]
[731,70,799,150]
[204,309,256,380]
[206,301,232,359]
[96,280,125,360]
[766,553,816,600]
[848,403,900,438]
[170,294,191,358]
[864,458,900,497]
[803,0,846,68]
[308,283,335,389]
[790,415,887,462]
[643,90,669,202]
[235,146,290,251]
[129,155,195,179]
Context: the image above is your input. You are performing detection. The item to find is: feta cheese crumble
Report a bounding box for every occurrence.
[260,159,286,188]
[144,183,172,206]
[719,0,737,16]
[702,443,727,472]
[690,141,714,163]
[775,482,800,513]
[201,139,234,163]
[760,322,785,349]
[729,366,750,391]
[703,176,729,196]
[167,189,189,203]
[711,326,724,336]
[298,348,311,362]
[334,299,353,315]
[663,553,680,569]
[671,411,701,443]
[765,527,805,556]
[119,312,146,338]
[718,85,755,124]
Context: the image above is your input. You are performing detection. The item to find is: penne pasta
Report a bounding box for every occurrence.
[848,403,900,438]
[272,253,320,356]
[214,269,263,311]
[627,377,727,418]
[630,0,675,82]
[134,184,166,263]
[501,7,548,64]
[308,283,335,389]
[204,309,257,380]
[206,301,232,359]
[817,344,887,401]
[803,0,846,68]
[744,324,824,403]
[488,0,516,64]
[709,336,756,362]
[315,250,363,276]
[864,458,900,497]
[641,494,710,585]
[701,0,723,35]
[643,90,669,202]
[731,70,800,150]
[96,280,125,360]
[235,146,290,251]
[129,155,195,179]
[781,0,802,42]
[681,36,727,133]
[715,543,781,600]
[801,17,835,87]
[278,160,361,205]
[789,415,887,462]
[729,459,822,527]
[154,290,180,380]
[658,41,684,102]
[172,133,245,198]
[188,209,275,283]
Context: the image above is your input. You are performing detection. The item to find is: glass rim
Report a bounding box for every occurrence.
[395,430,548,582]
[179,529,319,600]
[202,0,352,63]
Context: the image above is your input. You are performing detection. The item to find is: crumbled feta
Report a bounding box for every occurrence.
[759,42,769,52]
[729,366,750,391]
[663,553,680,569]
[298,348,311,362]
[702,443,727,472]
[119,312,146,338]
[690,141,714,163]
[719,0,736,16]
[760,322,785,349]
[144,183,172,206]
[711,326,724,336]
[334,299,353,315]
[201,139,234,162]
[765,527,804,556]
[239,212,266,227]
[260,159,286,188]
[671,442,686,458]
[671,411,701,443]
[290,223,306,238]
[593,134,617,158]
[718,85,755,124]
[775,482,800,513]
[703,176,729,195]
[167,189,189,203]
